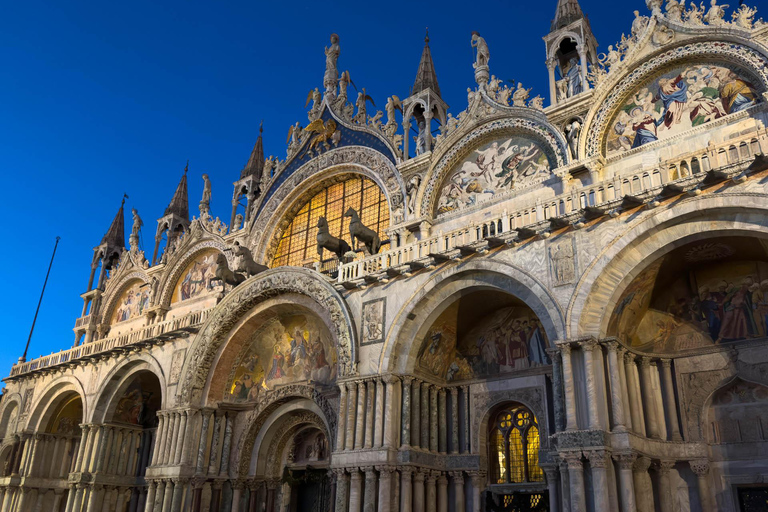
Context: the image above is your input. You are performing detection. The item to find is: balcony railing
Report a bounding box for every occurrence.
[9,308,211,378]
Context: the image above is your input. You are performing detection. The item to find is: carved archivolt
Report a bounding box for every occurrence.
[263,412,328,478]
[470,386,548,454]
[584,41,768,157]
[248,146,406,261]
[176,268,355,404]
[156,239,229,309]
[100,272,150,326]
[420,117,568,218]
[231,383,337,475]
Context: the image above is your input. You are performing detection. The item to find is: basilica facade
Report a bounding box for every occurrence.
[2,0,768,511]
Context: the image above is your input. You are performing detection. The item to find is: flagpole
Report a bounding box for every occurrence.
[21,236,61,362]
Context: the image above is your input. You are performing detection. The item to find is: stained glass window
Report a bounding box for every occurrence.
[490,404,543,484]
[271,177,390,268]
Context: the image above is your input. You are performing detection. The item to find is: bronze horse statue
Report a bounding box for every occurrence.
[215,253,247,286]
[317,216,351,260]
[344,207,381,255]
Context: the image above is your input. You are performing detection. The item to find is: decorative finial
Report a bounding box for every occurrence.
[260,120,263,134]
[425,27,429,44]
[122,193,128,205]
[184,160,189,174]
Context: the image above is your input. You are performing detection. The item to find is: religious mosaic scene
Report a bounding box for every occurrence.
[3,1,768,511]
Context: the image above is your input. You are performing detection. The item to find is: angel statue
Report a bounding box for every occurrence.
[286,122,302,150]
[131,208,143,240]
[306,88,322,121]
[324,34,340,94]
[704,0,728,25]
[201,174,212,206]
[512,83,531,107]
[304,118,340,156]
[471,31,489,68]
[415,121,428,155]
[385,96,401,138]
[353,89,375,124]
[336,71,351,110]
[665,0,685,21]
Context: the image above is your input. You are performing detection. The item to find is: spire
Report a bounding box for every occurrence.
[101,195,126,247]
[164,162,189,220]
[241,122,265,181]
[411,29,441,97]
[552,0,585,30]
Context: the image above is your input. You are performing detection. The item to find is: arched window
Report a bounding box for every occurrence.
[272,177,389,267]
[691,158,701,175]
[490,404,543,484]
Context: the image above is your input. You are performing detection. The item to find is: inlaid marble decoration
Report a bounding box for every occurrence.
[361,298,385,345]
[227,314,337,401]
[608,238,768,353]
[606,63,759,155]
[172,249,219,303]
[111,280,150,324]
[418,299,550,381]
[436,135,552,214]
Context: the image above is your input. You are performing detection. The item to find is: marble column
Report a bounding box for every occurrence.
[632,457,652,512]
[230,481,243,512]
[162,479,174,512]
[548,348,565,432]
[437,474,448,512]
[180,409,196,466]
[349,470,362,512]
[337,384,348,451]
[449,388,459,454]
[625,354,646,437]
[585,451,610,512]
[400,468,413,512]
[425,472,437,512]
[690,459,714,512]
[468,471,485,512]
[365,381,375,449]
[563,453,585,512]
[438,389,447,453]
[376,467,393,512]
[604,342,626,432]
[640,358,661,439]
[542,466,559,512]
[581,340,601,430]
[52,490,65,512]
[346,382,358,451]
[463,387,471,453]
[657,461,675,512]
[355,382,367,450]
[153,480,166,512]
[660,359,682,441]
[363,468,376,512]
[420,383,430,450]
[383,377,400,449]
[334,470,349,512]
[85,484,105,512]
[616,348,634,432]
[401,377,412,450]
[559,345,578,431]
[196,411,212,473]
[374,379,385,449]
[411,380,421,449]
[145,481,157,512]
[547,59,558,106]
[168,413,181,466]
[413,470,425,512]
[450,472,464,512]
[613,453,637,512]
[207,413,223,474]
[219,413,233,475]
[429,387,438,453]
[75,426,91,472]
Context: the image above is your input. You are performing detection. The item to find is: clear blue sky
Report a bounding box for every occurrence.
[0,0,646,375]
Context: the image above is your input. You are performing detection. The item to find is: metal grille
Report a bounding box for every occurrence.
[272,177,389,268]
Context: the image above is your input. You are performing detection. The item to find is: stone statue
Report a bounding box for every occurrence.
[233,213,243,232]
[556,79,568,102]
[415,121,428,155]
[385,96,401,135]
[529,95,545,110]
[264,156,276,179]
[406,175,420,216]
[286,122,302,150]
[232,241,268,276]
[215,254,246,287]
[324,34,340,93]
[471,32,489,68]
[131,208,143,239]
[353,90,373,124]
[732,4,758,29]
[601,45,622,72]
[512,83,531,107]
[631,10,650,37]
[306,88,322,121]
[201,174,212,205]
[368,110,383,130]
[317,217,351,260]
[704,0,728,25]
[565,120,582,160]
[566,57,583,97]
[665,0,685,21]
[685,2,706,25]
[345,207,381,255]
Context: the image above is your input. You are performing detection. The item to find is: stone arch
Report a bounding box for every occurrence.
[100,273,150,327]
[380,259,566,375]
[157,241,229,308]
[230,384,336,476]
[177,267,356,406]
[24,376,87,433]
[703,377,768,445]
[582,38,768,158]
[249,148,406,263]
[547,31,584,61]
[0,397,21,440]
[568,195,768,339]
[90,355,167,424]
[419,116,569,218]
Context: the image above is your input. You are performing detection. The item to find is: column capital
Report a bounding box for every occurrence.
[660,358,672,368]
[349,469,363,481]
[400,466,414,476]
[623,352,636,364]
[266,478,280,490]
[362,466,376,478]
[603,340,619,352]
[561,451,583,469]
[559,343,572,356]
[467,470,486,486]
[425,471,438,484]
[448,470,464,483]
[402,376,414,385]
[689,459,710,476]
[612,452,637,470]
[656,460,676,474]
[633,456,652,472]
[331,468,347,477]
[448,387,458,396]
[585,450,610,469]
[437,472,448,485]
[640,356,654,368]
[382,375,400,385]
[375,465,396,476]
[413,469,426,482]
[230,478,247,490]
[580,339,599,351]
[545,347,561,359]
